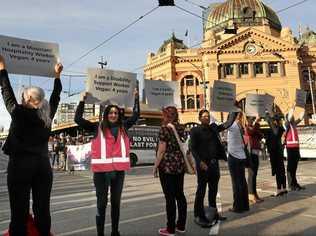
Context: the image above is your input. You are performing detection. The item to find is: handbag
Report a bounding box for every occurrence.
[167,123,196,175]
[238,124,251,168]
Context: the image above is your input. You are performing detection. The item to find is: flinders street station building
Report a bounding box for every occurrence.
[144,0,316,125]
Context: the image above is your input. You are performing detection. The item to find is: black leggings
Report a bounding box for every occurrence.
[93,171,125,234]
[159,170,187,234]
[287,147,301,188]
[7,155,53,236]
[247,154,259,195]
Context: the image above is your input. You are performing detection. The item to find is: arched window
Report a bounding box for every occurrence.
[180,75,202,110]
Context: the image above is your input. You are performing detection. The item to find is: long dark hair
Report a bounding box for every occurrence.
[100,105,124,130]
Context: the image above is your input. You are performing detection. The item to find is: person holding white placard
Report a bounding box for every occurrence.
[0,55,63,236]
[284,107,305,191]
[74,90,139,236]
[190,110,237,227]
[244,116,264,203]
[227,111,250,213]
[265,112,287,196]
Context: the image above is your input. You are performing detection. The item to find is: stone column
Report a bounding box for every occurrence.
[264,62,270,77]
[220,64,225,79]
[234,63,240,78]
[249,63,254,78]
[279,62,285,77]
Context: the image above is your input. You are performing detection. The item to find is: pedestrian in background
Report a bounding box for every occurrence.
[153,106,187,236]
[245,115,264,203]
[75,90,139,236]
[284,107,305,191]
[227,111,250,213]
[190,110,236,227]
[0,55,63,235]
[265,112,287,196]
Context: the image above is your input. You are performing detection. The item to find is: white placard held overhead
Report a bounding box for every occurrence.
[211,80,236,112]
[86,68,137,107]
[245,94,275,117]
[296,89,307,108]
[0,35,59,77]
[144,79,180,109]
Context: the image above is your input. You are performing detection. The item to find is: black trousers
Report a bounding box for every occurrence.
[247,154,259,195]
[275,156,286,190]
[7,155,53,236]
[93,171,125,235]
[286,147,301,188]
[228,155,249,212]
[194,159,220,218]
[159,171,187,234]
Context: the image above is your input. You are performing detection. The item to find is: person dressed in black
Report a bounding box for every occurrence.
[190,110,236,227]
[0,55,63,236]
[74,91,139,236]
[265,112,287,196]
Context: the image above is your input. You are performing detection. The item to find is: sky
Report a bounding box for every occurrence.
[0,0,315,129]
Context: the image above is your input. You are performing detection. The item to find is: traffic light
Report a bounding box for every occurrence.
[158,0,175,6]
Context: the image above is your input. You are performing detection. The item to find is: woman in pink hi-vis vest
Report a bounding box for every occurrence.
[74,90,139,236]
[284,107,305,191]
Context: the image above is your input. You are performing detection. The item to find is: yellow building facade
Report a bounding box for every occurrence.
[144,0,316,125]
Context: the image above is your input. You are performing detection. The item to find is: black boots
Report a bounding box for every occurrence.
[96,215,105,236]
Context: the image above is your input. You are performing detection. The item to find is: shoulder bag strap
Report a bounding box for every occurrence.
[167,123,185,157]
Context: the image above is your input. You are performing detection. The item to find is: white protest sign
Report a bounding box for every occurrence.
[245,94,275,116]
[296,89,307,108]
[0,35,59,77]
[144,79,180,108]
[211,80,236,112]
[86,68,137,107]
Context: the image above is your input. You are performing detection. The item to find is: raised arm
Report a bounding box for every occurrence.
[0,55,18,115]
[217,112,238,132]
[295,111,305,125]
[123,89,140,130]
[265,112,278,136]
[49,63,63,119]
[74,92,96,132]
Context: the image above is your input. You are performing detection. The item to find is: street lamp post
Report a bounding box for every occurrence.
[308,67,316,121]
[174,56,207,110]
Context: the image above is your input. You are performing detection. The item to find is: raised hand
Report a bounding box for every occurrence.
[54,63,63,78]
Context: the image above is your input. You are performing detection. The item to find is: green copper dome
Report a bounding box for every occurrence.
[158,33,187,54]
[204,0,282,32]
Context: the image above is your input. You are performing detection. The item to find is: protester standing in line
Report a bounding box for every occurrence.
[265,112,287,196]
[227,111,250,213]
[284,107,305,191]
[52,136,60,169]
[75,91,139,236]
[190,110,237,227]
[153,106,187,236]
[245,115,264,203]
[0,55,63,236]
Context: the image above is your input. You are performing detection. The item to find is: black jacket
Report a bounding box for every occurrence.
[0,69,62,157]
[190,112,237,165]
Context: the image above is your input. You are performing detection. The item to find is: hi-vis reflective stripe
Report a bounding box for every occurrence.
[286,141,299,144]
[91,157,130,164]
[121,134,126,157]
[100,127,106,160]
